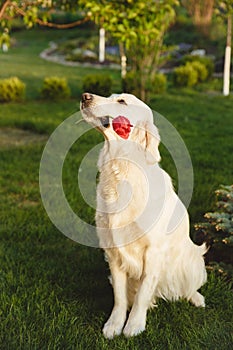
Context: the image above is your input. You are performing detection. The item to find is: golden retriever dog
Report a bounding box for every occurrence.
[80,92,207,338]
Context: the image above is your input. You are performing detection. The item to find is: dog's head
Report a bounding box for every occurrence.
[80,93,160,164]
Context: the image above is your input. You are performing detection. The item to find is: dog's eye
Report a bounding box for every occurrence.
[117,99,127,105]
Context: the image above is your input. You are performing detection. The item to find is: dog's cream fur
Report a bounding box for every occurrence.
[80,93,207,338]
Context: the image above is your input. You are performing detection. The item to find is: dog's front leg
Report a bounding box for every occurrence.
[123,274,157,337]
[103,260,128,339]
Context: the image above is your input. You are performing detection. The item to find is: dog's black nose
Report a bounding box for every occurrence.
[82,92,93,102]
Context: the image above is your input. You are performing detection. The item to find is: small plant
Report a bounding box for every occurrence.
[173,59,211,87]
[82,74,112,97]
[0,76,25,102]
[40,76,71,100]
[191,61,208,82]
[181,55,214,79]
[173,63,198,87]
[195,185,233,279]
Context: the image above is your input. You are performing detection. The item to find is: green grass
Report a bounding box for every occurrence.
[151,90,233,224]
[0,28,233,349]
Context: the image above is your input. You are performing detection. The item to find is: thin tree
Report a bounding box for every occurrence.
[219,1,233,96]
[79,0,179,101]
[223,14,232,95]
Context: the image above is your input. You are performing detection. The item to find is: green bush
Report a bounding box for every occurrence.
[40,76,71,100]
[195,185,233,279]
[191,61,208,82]
[173,59,210,87]
[173,63,198,87]
[181,55,214,79]
[82,74,112,96]
[0,76,25,102]
[149,73,167,94]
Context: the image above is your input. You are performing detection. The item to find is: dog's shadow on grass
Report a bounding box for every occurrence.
[44,239,114,318]
[73,246,114,314]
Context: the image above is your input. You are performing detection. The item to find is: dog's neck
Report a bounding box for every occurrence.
[98,138,149,170]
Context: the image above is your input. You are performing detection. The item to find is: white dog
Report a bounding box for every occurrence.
[80,92,207,339]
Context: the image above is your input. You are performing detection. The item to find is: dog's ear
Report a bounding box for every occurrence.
[145,121,161,164]
[131,121,161,164]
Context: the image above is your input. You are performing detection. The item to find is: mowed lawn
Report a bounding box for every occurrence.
[0,28,232,349]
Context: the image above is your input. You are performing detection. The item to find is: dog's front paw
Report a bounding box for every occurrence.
[103,317,124,339]
[123,318,146,338]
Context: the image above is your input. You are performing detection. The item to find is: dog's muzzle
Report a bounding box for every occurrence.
[81,92,93,108]
[81,92,110,128]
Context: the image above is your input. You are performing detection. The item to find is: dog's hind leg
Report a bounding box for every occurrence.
[103,259,128,339]
[123,248,160,337]
[190,291,205,307]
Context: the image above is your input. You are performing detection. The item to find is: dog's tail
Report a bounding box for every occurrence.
[200,242,209,256]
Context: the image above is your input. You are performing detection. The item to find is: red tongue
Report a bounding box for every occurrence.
[112,116,132,139]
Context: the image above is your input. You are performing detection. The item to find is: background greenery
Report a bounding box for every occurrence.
[0,23,232,349]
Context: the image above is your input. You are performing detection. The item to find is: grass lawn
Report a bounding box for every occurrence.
[0,28,232,349]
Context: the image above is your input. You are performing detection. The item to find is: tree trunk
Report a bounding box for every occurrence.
[223,15,232,96]
[99,27,105,63]
[119,43,127,78]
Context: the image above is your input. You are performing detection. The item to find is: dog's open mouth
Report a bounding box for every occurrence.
[99,116,110,128]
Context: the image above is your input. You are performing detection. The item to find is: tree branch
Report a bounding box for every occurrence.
[0,0,11,20]
[0,0,91,29]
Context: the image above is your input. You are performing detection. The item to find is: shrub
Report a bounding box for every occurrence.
[40,76,70,100]
[181,55,214,79]
[0,76,25,102]
[190,61,208,82]
[195,185,233,279]
[82,74,112,96]
[200,57,214,79]
[148,73,167,94]
[173,63,198,87]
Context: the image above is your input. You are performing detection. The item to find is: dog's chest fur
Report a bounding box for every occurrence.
[97,151,148,211]
[96,149,149,279]
[98,158,129,202]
